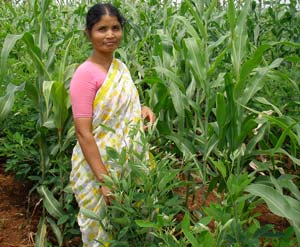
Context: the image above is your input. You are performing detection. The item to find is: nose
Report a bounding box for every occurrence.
[106,29,114,38]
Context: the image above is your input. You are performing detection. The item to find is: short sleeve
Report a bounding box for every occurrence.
[70,62,106,118]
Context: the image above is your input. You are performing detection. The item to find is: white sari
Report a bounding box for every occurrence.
[70,58,143,247]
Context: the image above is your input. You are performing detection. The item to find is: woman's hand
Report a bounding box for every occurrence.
[141,106,156,130]
[101,186,113,205]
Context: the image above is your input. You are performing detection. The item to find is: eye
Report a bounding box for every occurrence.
[98,26,107,32]
[112,25,121,31]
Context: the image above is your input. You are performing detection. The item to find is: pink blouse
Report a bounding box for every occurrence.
[70,61,107,118]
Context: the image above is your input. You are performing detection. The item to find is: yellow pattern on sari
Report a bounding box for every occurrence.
[70,58,142,247]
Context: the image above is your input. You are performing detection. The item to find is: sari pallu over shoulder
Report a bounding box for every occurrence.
[92,58,144,166]
[70,58,144,247]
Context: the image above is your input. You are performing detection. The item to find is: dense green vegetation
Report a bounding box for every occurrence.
[1,0,300,246]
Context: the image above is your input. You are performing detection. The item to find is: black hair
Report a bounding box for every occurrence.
[86,3,126,32]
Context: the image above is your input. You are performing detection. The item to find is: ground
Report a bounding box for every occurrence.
[0,163,38,247]
[0,162,291,247]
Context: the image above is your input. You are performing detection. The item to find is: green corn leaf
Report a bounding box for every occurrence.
[236,0,251,34]
[277,175,300,201]
[46,44,56,70]
[208,49,227,77]
[47,217,63,247]
[240,44,271,83]
[216,92,227,147]
[40,0,51,15]
[265,115,300,146]
[271,40,300,48]
[256,148,300,166]
[175,15,202,49]
[154,67,186,134]
[64,63,79,83]
[231,0,250,77]
[234,44,271,99]
[166,134,195,159]
[237,117,257,145]
[169,81,185,134]
[1,34,23,77]
[205,0,218,21]
[38,21,49,55]
[184,38,206,87]
[38,0,51,54]
[186,0,207,39]
[232,30,248,78]
[255,97,282,116]
[35,217,47,247]
[42,80,55,117]
[207,34,229,54]
[203,133,218,161]
[268,70,299,93]
[272,122,298,155]
[246,184,300,221]
[237,66,272,106]
[58,35,74,84]
[228,0,235,33]
[0,83,25,122]
[50,81,69,130]
[224,73,238,152]
[37,185,64,219]
[25,81,39,106]
[216,92,227,127]
[277,149,300,166]
[62,125,75,151]
[22,32,50,79]
[154,67,184,91]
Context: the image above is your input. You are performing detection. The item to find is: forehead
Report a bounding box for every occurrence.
[93,15,120,27]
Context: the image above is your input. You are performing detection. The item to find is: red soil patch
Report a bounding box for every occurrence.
[0,163,82,247]
[0,163,39,247]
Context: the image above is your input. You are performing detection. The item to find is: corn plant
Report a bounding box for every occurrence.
[246,170,300,244]
[1,0,85,245]
[119,0,299,245]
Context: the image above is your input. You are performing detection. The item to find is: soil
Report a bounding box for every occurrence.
[0,163,39,247]
[0,163,291,247]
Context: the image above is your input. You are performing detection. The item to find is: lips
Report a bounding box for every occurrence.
[105,41,117,46]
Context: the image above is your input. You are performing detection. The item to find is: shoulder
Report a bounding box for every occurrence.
[72,61,93,79]
[115,58,129,72]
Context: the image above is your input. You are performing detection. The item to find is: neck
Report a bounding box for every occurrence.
[89,51,114,72]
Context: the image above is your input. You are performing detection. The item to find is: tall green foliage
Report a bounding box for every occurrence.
[1,0,299,246]
[0,0,85,245]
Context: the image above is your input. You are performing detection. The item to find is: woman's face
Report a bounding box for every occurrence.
[88,15,123,54]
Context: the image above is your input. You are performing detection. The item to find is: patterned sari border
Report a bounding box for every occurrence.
[93,59,119,108]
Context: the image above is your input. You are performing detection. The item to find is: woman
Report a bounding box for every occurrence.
[69,3,155,246]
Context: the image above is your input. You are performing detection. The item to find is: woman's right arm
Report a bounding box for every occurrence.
[74,117,112,204]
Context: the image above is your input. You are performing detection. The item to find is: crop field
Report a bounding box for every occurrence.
[0,0,300,246]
